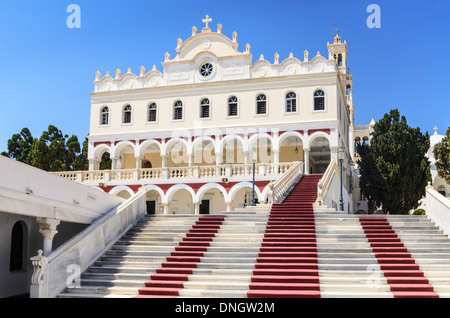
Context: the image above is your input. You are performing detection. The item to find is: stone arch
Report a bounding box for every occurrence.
[219,135,246,164]
[195,183,229,203]
[192,136,217,166]
[109,185,135,199]
[165,184,196,204]
[278,131,305,163]
[164,138,190,167]
[93,144,111,161]
[144,184,166,201]
[308,133,331,174]
[247,133,274,164]
[228,182,263,203]
[113,141,137,158]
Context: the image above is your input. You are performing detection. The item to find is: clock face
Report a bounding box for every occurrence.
[199,62,213,77]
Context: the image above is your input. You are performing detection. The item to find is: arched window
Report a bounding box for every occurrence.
[200,98,210,119]
[228,96,238,117]
[148,103,157,122]
[174,101,183,120]
[256,94,267,115]
[314,90,325,111]
[10,222,25,271]
[123,105,132,124]
[286,92,297,113]
[100,106,109,125]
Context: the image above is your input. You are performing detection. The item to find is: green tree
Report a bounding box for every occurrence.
[433,127,450,185]
[357,109,431,215]
[1,128,34,164]
[72,137,89,171]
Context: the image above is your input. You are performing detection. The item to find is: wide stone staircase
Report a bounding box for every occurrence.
[58,175,450,298]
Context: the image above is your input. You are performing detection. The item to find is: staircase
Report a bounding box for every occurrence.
[58,175,450,298]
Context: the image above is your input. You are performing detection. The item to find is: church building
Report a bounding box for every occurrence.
[57,15,356,215]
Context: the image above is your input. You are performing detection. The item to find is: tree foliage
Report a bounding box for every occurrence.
[2,125,88,172]
[357,109,431,215]
[433,127,450,185]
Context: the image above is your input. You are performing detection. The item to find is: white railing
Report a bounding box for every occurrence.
[53,162,297,184]
[316,158,339,206]
[271,161,304,204]
[425,185,450,236]
[30,187,147,298]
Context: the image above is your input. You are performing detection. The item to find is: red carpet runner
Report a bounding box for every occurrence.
[135,216,225,298]
[359,217,439,298]
[247,174,323,298]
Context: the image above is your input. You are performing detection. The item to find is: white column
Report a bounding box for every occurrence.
[226,202,233,212]
[194,202,201,215]
[111,157,118,170]
[303,148,310,175]
[36,218,60,256]
[135,156,143,169]
[162,203,169,215]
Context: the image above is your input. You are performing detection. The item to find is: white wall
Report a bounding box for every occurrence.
[0,156,124,224]
[425,188,450,237]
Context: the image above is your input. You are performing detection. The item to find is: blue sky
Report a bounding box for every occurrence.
[0,0,449,151]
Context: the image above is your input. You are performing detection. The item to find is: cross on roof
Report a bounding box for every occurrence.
[202,15,212,29]
[433,126,439,134]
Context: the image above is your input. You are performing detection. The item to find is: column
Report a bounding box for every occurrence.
[36,218,60,256]
[161,155,169,179]
[111,157,119,170]
[226,202,233,212]
[162,203,169,215]
[194,202,201,215]
[273,149,280,174]
[330,146,339,164]
[135,156,143,169]
[303,148,310,175]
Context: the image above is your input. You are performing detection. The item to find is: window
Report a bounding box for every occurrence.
[199,62,214,77]
[314,90,325,111]
[200,98,210,118]
[228,96,238,117]
[148,103,157,122]
[123,105,132,123]
[286,92,297,113]
[256,94,267,115]
[10,222,24,271]
[173,101,183,120]
[100,107,109,125]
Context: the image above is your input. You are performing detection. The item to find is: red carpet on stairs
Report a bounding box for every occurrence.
[247,174,323,298]
[134,216,225,298]
[359,217,439,298]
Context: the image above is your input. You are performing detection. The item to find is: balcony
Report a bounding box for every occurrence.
[53,162,300,186]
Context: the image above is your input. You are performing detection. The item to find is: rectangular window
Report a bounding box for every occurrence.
[200,105,210,118]
[256,95,267,115]
[286,99,297,112]
[174,107,183,120]
[228,97,238,117]
[148,109,157,122]
[101,113,108,125]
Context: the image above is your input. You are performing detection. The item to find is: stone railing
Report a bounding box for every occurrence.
[29,187,147,298]
[316,158,339,206]
[425,185,450,236]
[53,162,297,185]
[271,161,304,204]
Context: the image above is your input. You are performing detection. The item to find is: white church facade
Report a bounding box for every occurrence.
[55,16,357,215]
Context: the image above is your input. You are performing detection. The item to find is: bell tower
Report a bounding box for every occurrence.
[327,30,348,74]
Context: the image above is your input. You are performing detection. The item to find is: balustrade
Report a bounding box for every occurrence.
[53,162,298,184]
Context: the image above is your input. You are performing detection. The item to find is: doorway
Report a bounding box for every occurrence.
[146,201,156,215]
[200,200,210,215]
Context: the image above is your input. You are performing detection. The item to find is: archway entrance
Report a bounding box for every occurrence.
[309,137,330,173]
